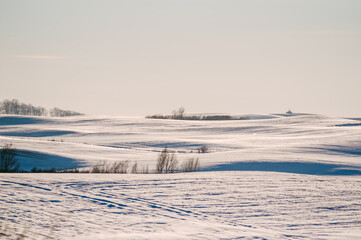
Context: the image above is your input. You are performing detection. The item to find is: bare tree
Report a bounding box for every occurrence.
[0,144,19,172]
[156,147,178,173]
[0,99,47,116]
[172,107,185,119]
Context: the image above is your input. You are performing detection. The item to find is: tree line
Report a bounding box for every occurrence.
[146,107,250,121]
[0,99,83,117]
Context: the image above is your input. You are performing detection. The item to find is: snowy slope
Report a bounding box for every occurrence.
[1,113,361,239]
[0,113,360,173]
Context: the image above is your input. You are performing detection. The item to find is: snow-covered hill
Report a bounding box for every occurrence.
[1,113,361,239]
[0,113,360,174]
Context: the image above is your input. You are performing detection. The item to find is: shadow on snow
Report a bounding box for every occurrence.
[0,116,49,125]
[16,150,84,171]
[0,130,76,137]
[203,161,361,176]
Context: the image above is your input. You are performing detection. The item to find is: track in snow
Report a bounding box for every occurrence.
[1,172,361,239]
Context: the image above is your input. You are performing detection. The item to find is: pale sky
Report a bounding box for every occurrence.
[1,0,360,117]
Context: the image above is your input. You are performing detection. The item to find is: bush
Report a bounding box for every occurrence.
[156,147,178,173]
[197,145,209,153]
[0,143,19,172]
[91,160,129,173]
[182,158,200,172]
[110,161,129,173]
[141,165,149,174]
[131,162,138,174]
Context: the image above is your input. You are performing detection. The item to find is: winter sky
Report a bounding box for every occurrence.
[0,0,360,117]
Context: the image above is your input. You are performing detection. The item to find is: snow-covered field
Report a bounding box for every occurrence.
[1,113,361,239]
[2,172,361,239]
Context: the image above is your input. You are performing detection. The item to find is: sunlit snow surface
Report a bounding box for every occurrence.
[1,113,361,173]
[1,173,361,239]
[1,114,361,239]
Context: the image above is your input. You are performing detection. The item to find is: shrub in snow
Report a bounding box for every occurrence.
[0,143,19,172]
[131,162,138,174]
[91,160,129,173]
[182,158,200,172]
[110,161,129,173]
[197,145,209,153]
[156,147,178,173]
[141,165,149,174]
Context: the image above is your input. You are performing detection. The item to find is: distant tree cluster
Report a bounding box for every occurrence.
[146,107,249,121]
[0,99,83,117]
[147,107,185,120]
[49,107,83,117]
[0,99,47,116]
